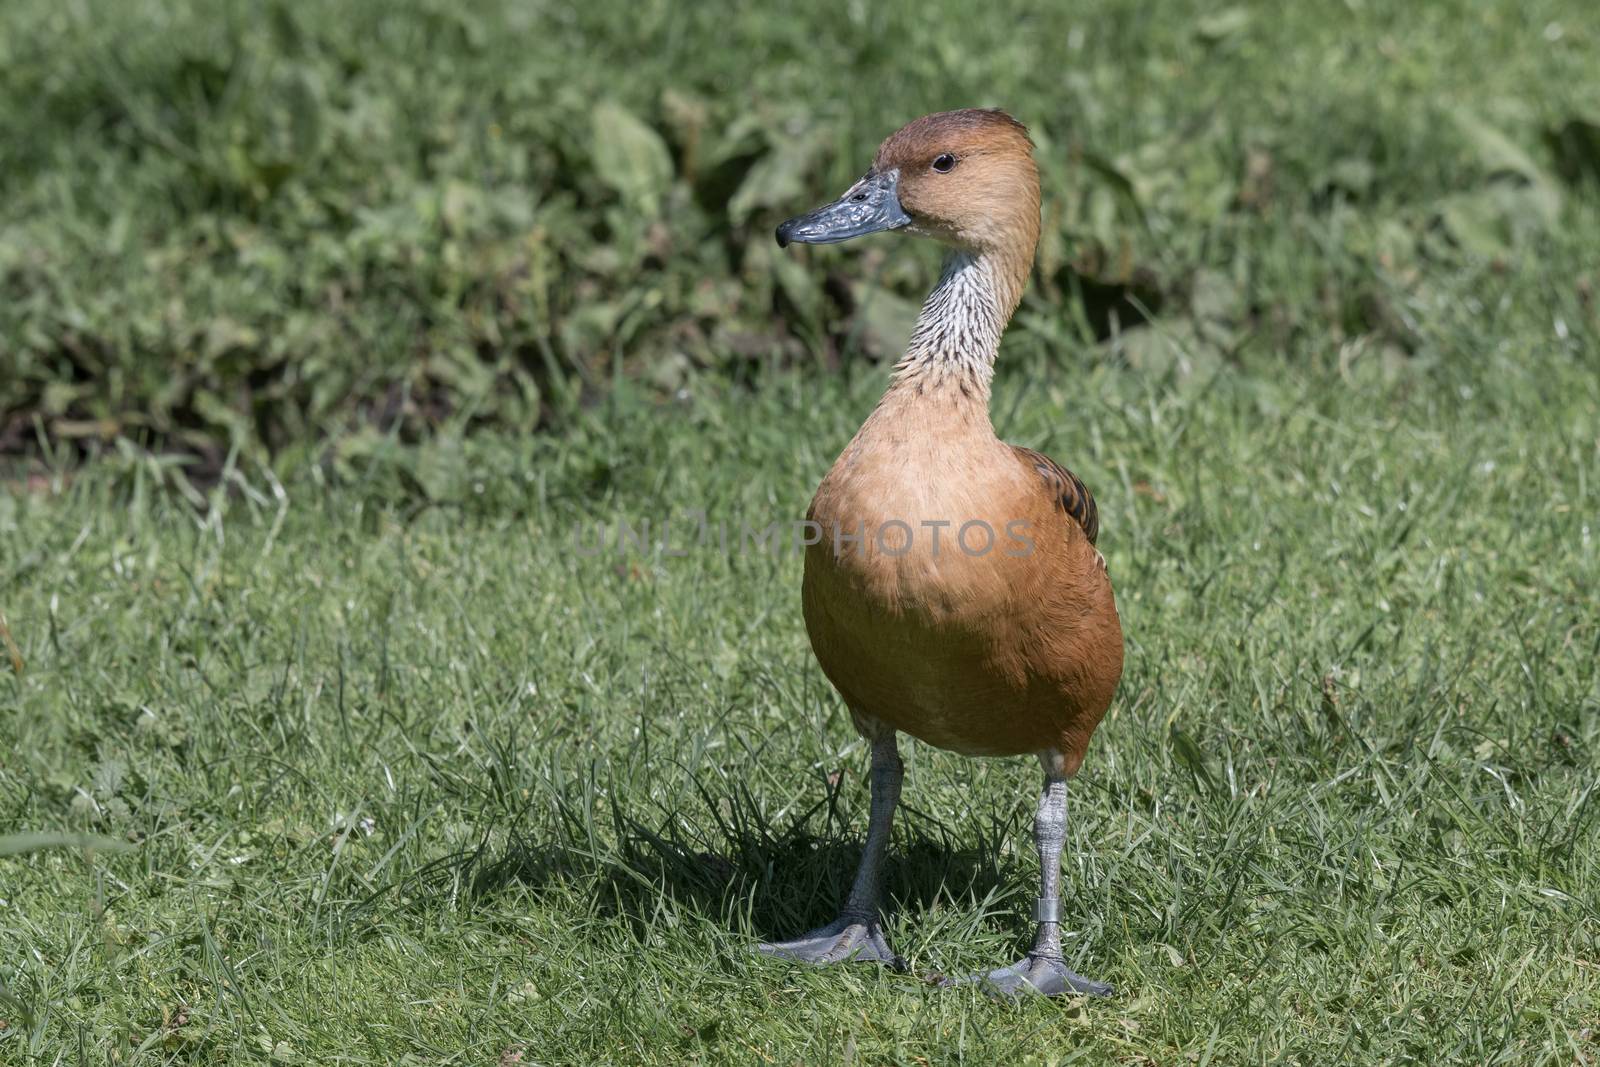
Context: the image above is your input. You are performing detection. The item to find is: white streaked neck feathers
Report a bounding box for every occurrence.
[890,250,1021,400]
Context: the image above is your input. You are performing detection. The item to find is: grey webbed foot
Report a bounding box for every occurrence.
[757,916,903,969]
[947,952,1113,998]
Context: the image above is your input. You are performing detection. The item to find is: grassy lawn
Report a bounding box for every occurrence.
[4,0,1600,1063]
[5,329,1598,1062]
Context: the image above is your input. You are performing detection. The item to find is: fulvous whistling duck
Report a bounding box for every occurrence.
[759,109,1123,997]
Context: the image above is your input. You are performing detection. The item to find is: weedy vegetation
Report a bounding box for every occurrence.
[2,0,1599,1063]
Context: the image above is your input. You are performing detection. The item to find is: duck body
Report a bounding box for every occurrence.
[802,386,1121,769]
[760,108,1124,997]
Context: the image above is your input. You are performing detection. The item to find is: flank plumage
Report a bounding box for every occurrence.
[761,109,1123,997]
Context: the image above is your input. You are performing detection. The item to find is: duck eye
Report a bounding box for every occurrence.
[931,153,956,173]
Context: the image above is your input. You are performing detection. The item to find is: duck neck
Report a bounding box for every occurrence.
[884,245,1029,412]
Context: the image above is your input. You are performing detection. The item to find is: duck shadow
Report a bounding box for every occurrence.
[355,779,1027,942]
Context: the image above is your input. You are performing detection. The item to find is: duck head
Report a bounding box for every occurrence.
[776,109,1040,257]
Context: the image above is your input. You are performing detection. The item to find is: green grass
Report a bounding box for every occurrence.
[4,0,1600,1063]
[4,314,1599,1061]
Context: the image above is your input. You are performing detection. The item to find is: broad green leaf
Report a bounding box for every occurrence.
[285,68,325,160]
[1189,269,1243,325]
[767,242,824,324]
[847,281,920,360]
[729,140,823,225]
[1196,7,1250,42]
[1440,110,1562,256]
[1452,108,1549,184]
[591,102,675,215]
[1323,158,1376,198]
[1112,319,1220,387]
[1438,182,1560,257]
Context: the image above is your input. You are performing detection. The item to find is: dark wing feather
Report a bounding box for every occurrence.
[1013,446,1100,547]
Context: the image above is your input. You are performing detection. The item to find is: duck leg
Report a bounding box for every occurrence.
[957,756,1113,997]
[758,732,904,968]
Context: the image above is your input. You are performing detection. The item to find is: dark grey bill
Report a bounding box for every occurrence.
[775,169,912,247]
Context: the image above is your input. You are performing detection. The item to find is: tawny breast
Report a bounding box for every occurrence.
[801,438,1122,771]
